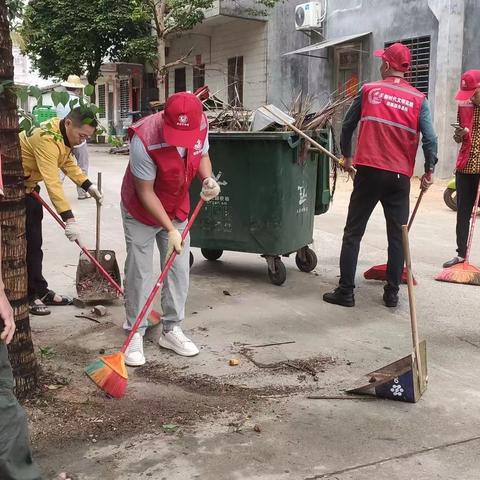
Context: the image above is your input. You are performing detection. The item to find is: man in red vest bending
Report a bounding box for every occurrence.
[323,43,438,308]
[121,92,220,366]
[442,70,480,268]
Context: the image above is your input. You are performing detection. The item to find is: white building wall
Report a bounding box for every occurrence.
[166,18,268,110]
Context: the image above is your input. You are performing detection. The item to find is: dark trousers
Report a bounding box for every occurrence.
[0,342,41,480]
[339,166,410,294]
[25,191,49,302]
[456,172,480,258]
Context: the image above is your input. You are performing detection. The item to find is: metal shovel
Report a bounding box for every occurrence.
[76,172,122,302]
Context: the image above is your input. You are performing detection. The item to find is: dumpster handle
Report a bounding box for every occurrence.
[287,135,302,149]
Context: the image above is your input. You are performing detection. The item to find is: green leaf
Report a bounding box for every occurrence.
[51,90,61,106]
[28,85,42,99]
[69,99,78,110]
[19,118,32,132]
[162,423,178,433]
[84,84,94,97]
[59,91,70,107]
[36,96,43,107]
[16,87,29,103]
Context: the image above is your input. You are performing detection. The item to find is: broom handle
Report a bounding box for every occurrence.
[402,225,425,391]
[121,198,205,353]
[464,178,480,263]
[407,190,425,231]
[96,172,102,259]
[262,106,357,176]
[31,191,124,296]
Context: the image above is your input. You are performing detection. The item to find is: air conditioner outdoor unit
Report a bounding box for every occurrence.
[295,2,323,31]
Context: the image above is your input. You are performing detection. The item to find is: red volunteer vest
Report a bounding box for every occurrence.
[354,77,425,177]
[456,103,476,170]
[121,111,208,226]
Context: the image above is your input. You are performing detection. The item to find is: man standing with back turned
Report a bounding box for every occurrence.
[323,43,438,308]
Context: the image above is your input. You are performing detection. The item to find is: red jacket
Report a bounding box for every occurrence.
[456,103,476,170]
[354,77,425,177]
[121,111,208,225]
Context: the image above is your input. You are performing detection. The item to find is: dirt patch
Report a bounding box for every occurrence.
[23,337,340,455]
[135,362,300,398]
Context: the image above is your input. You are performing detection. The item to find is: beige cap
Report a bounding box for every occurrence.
[61,74,84,89]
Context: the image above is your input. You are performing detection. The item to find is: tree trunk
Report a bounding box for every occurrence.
[156,36,167,104]
[0,0,38,399]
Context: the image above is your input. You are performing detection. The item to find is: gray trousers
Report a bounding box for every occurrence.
[0,342,41,480]
[121,206,190,335]
[73,142,89,194]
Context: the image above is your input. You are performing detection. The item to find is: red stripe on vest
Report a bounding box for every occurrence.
[121,111,208,226]
[354,77,425,177]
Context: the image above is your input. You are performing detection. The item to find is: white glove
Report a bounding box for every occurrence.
[65,220,81,242]
[200,177,221,202]
[88,184,103,204]
[166,229,183,259]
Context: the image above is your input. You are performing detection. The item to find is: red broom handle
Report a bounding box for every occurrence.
[465,178,480,263]
[31,191,124,296]
[121,198,205,353]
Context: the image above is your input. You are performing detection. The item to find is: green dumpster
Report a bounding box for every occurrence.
[32,105,57,123]
[189,130,331,285]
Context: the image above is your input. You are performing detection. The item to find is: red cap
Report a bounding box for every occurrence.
[374,43,411,72]
[163,92,203,148]
[455,70,480,102]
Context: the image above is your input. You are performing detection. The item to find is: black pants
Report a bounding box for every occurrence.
[0,343,41,480]
[339,166,410,294]
[456,172,480,258]
[25,190,49,302]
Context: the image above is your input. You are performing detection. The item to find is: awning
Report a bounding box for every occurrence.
[283,32,371,58]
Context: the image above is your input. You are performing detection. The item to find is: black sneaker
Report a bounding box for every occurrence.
[323,287,355,307]
[383,289,399,308]
[442,256,465,268]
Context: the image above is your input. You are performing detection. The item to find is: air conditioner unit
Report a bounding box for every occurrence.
[295,2,323,31]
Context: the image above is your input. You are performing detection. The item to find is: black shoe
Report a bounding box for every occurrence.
[323,287,355,307]
[442,256,465,268]
[383,289,399,308]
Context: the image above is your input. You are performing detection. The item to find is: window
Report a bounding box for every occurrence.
[193,64,205,91]
[174,67,186,92]
[119,79,129,119]
[97,84,106,119]
[384,36,431,95]
[228,56,244,106]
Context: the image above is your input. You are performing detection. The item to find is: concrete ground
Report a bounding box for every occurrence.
[29,145,480,480]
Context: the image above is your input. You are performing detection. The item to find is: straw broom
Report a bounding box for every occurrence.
[435,178,480,286]
[85,199,205,398]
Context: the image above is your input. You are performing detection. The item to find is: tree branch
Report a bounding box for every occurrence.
[160,47,194,72]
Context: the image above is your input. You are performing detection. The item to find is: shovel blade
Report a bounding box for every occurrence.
[347,340,427,403]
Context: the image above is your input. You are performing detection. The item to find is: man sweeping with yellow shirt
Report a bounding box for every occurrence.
[20,107,103,315]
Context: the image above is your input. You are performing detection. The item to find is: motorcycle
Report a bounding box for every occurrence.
[443,177,457,211]
[444,177,480,212]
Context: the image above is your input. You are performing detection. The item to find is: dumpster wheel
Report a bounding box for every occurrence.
[295,247,318,273]
[201,248,223,261]
[266,256,287,286]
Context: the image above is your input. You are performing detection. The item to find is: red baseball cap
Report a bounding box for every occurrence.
[374,43,411,72]
[455,70,480,101]
[163,92,203,148]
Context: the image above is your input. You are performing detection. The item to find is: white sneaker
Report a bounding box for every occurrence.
[158,326,199,357]
[124,332,146,366]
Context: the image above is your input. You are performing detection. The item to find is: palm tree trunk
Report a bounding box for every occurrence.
[0,0,38,399]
